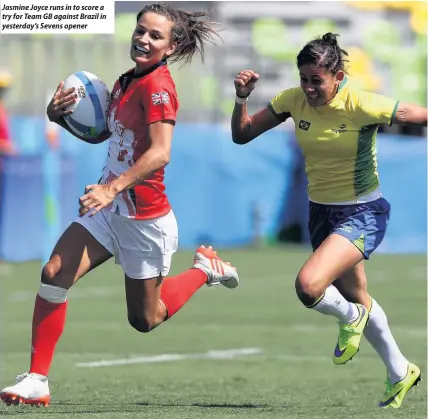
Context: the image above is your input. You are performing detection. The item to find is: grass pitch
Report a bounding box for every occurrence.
[0,246,426,418]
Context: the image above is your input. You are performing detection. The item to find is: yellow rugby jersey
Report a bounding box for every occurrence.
[269,79,399,203]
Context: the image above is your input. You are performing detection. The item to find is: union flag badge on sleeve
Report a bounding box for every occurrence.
[151,92,169,105]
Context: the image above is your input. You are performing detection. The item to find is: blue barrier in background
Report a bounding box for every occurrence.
[0,116,426,261]
[376,136,427,254]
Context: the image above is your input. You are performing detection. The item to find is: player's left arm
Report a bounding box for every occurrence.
[108,120,174,195]
[358,91,427,128]
[392,102,428,126]
[55,118,111,144]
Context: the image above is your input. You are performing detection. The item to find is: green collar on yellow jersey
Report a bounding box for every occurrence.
[338,76,348,92]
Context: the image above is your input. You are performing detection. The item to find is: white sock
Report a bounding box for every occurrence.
[310,285,359,324]
[364,299,408,384]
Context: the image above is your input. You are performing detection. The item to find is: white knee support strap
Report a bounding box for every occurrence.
[38,283,68,303]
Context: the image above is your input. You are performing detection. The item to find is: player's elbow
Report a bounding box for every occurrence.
[157,150,170,168]
[232,134,244,144]
[145,147,170,171]
[95,130,111,143]
[232,122,254,145]
[83,130,111,144]
[232,132,251,145]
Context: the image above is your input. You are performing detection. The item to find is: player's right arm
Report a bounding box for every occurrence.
[46,81,110,144]
[231,70,284,145]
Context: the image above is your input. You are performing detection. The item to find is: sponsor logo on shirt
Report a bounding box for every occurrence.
[332,124,348,133]
[299,120,311,131]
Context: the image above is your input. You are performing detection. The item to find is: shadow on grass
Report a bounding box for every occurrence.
[0,401,280,416]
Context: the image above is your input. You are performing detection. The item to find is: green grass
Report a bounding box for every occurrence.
[0,246,426,418]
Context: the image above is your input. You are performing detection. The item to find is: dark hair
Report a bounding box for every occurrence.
[136,3,221,65]
[297,33,349,73]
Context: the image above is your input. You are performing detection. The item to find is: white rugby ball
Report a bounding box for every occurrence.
[63,71,111,139]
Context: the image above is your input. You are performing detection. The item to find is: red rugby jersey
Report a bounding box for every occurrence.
[100,61,179,220]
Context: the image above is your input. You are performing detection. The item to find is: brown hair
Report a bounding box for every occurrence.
[297,33,349,73]
[137,3,221,65]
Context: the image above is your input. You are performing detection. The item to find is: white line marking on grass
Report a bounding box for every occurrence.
[76,347,263,368]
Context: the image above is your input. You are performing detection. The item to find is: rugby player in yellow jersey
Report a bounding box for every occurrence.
[231,33,427,409]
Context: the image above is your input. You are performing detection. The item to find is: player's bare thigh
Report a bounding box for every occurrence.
[115,211,178,332]
[295,234,364,305]
[41,222,112,289]
[124,274,167,333]
[333,261,372,309]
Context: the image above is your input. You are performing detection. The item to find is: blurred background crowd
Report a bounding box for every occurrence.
[0,1,426,263]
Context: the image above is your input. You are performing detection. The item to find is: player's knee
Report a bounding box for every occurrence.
[41,255,76,290]
[128,315,157,334]
[41,258,61,285]
[295,269,325,306]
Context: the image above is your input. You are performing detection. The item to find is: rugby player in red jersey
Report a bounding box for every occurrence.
[1,4,239,407]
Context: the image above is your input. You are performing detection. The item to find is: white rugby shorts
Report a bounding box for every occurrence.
[76,208,178,279]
